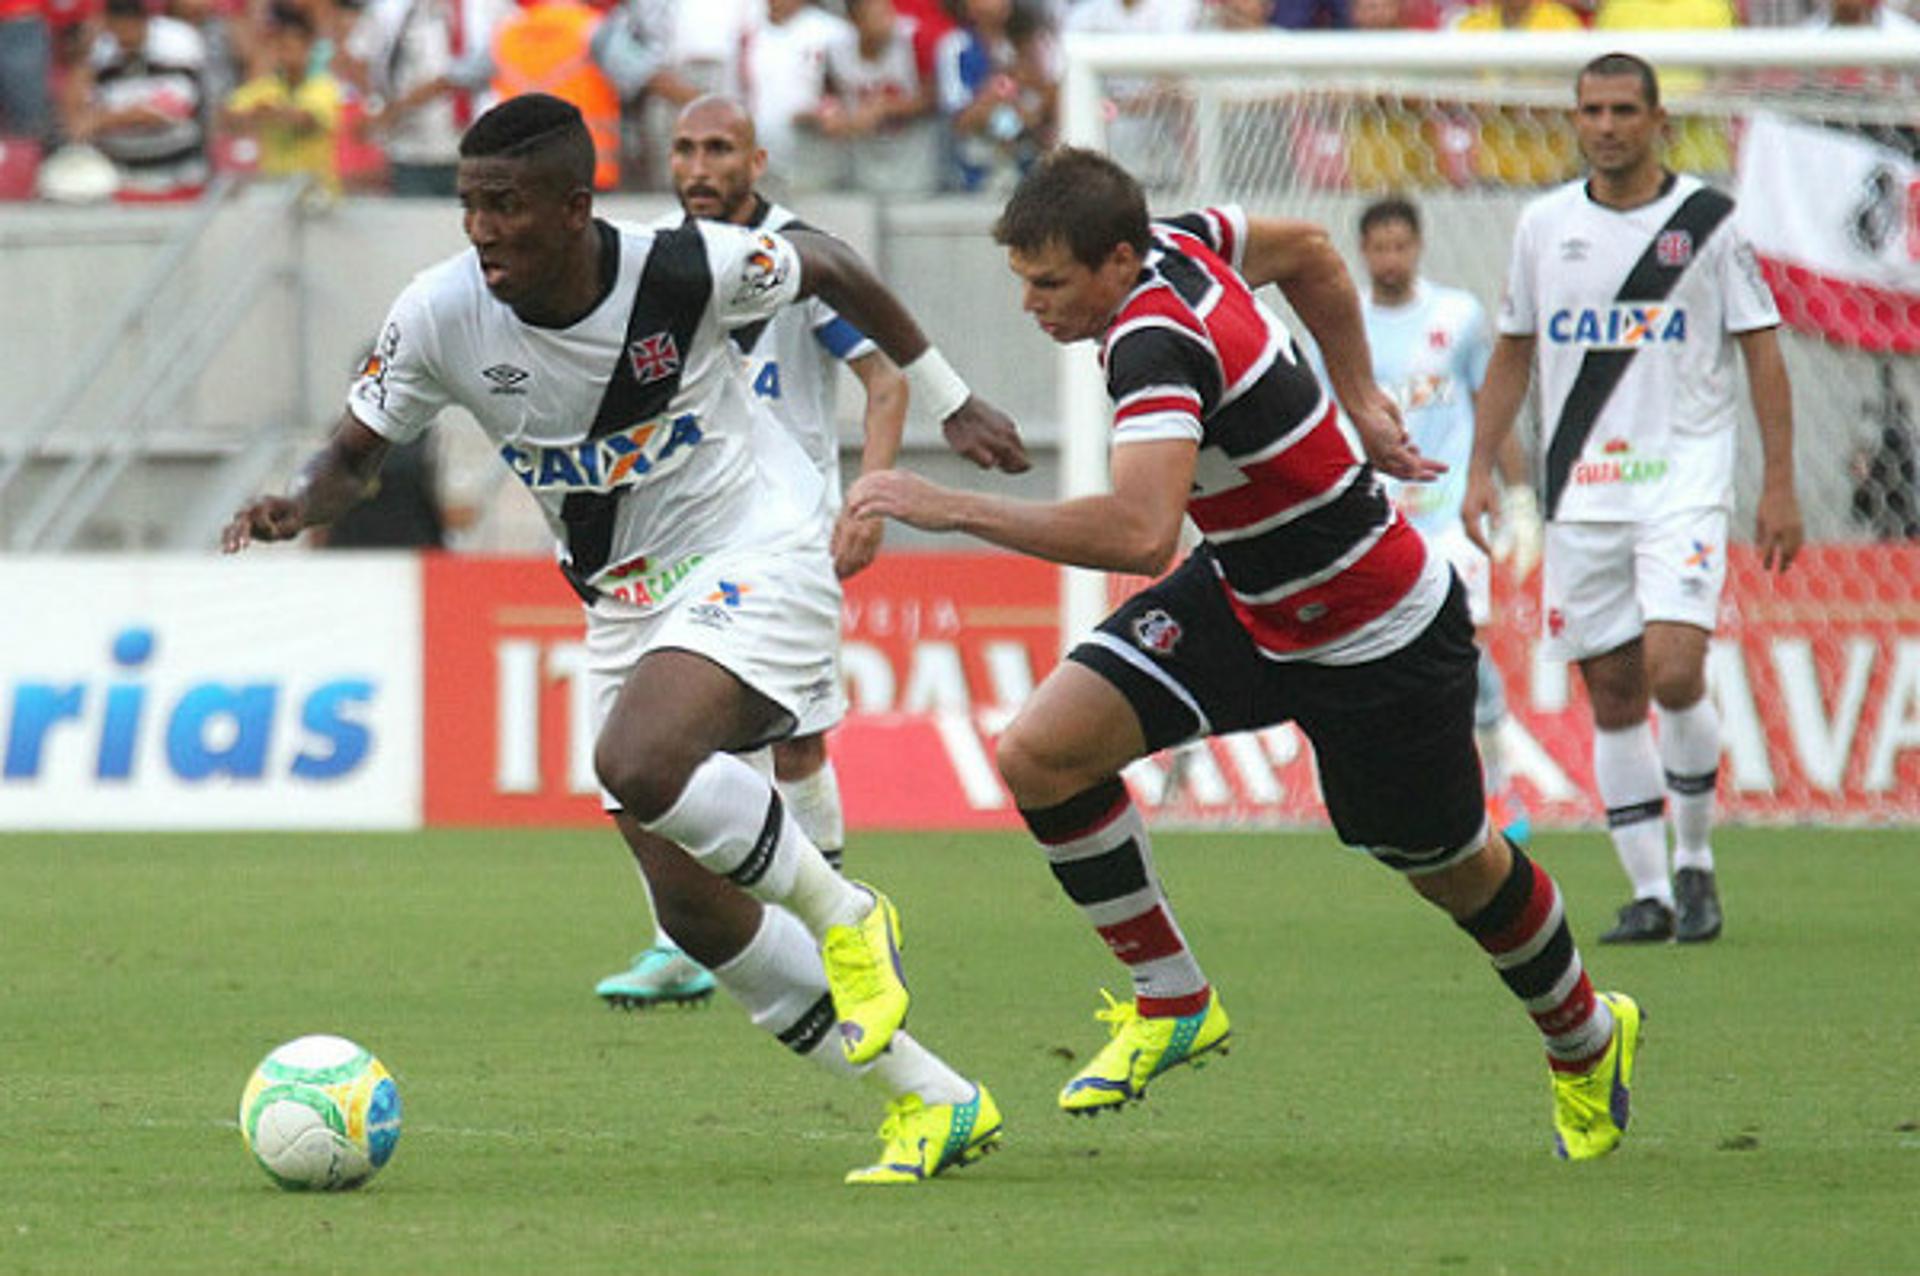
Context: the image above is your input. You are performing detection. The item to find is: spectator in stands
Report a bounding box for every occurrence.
[1450,0,1582,28]
[1063,0,1197,187]
[1,0,55,145]
[892,0,952,65]
[375,0,631,191]
[1802,0,1920,26]
[221,2,340,191]
[1787,0,1920,102]
[1268,0,1349,27]
[589,0,696,123]
[1066,0,1202,35]
[1350,0,1412,27]
[1204,0,1276,26]
[742,0,852,192]
[1595,0,1736,173]
[340,0,508,196]
[665,0,749,95]
[1448,0,1583,186]
[819,0,939,194]
[167,0,238,106]
[485,0,620,189]
[64,0,211,201]
[934,0,1057,193]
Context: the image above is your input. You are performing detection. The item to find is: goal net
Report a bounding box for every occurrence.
[1057,30,1920,826]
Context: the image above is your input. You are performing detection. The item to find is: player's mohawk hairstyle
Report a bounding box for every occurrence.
[459,93,596,189]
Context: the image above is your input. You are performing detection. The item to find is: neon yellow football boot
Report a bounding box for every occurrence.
[1059,988,1231,1115]
[1551,991,1643,1161]
[821,884,909,1066]
[844,1084,1004,1185]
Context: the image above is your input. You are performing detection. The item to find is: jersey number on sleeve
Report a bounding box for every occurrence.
[752,361,782,401]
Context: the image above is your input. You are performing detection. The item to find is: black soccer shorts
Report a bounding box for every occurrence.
[1068,549,1488,870]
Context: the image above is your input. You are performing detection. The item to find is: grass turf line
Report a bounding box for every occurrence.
[2,827,1917,1275]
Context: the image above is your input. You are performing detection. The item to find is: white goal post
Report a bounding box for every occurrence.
[1055,28,1920,645]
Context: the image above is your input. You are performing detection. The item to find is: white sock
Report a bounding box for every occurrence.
[778,759,845,872]
[866,1032,973,1107]
[642,751,870,938]
[1657,698,1720,873]
[712,906,970,1104]
[1591,721,1673,906]
[712,905,861,1078]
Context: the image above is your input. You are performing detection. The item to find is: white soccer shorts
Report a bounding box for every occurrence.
[1539,506,1729,662]
[583,544,847,808]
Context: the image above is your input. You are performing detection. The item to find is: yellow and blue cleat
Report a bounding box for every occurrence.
[1551,991,1642,1161]
[844,1084,1003,1185]
[822,883,909,1066]
[1059,988,1231,1115]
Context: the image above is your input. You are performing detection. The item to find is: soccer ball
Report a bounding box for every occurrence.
[239,1035,402,1190]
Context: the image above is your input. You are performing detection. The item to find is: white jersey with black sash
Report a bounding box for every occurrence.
[653,198,878,510]
[1498,173,1781,523]
[348,216,828,609]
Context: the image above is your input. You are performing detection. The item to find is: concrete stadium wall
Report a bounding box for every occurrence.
[0,190,1064,550]
[0,186,1881,550]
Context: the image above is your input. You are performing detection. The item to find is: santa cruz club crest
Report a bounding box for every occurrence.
[628,333,681,385]
[1132,608,1182,655]
[1655,230,1693,268]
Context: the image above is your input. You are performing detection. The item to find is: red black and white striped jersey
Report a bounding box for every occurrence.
[1105,205,1448,663]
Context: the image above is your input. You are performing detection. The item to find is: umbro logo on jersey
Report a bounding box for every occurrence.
[482,363,530,395]
[1559,237,1591,262]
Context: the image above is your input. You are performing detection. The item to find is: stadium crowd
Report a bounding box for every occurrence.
[0,0,1906,203]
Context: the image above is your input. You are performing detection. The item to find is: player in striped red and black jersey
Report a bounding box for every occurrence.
[849,148,1642,1161]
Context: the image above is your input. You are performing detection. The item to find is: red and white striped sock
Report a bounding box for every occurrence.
[1460,848,1616,1072]
[1021,778,1209,1018]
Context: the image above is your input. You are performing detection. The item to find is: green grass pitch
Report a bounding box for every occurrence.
[3,826,1917,1275]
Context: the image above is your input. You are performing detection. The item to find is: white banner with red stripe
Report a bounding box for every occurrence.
[1736,111,1920,352]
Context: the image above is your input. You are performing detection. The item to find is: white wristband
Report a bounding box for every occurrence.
[902,347,971,423]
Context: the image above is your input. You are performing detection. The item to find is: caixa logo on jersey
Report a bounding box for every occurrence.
[499,411,705,492]
[1546,305,1689,348]
[2,626,376,783]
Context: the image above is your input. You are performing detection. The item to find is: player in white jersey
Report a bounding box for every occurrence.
[223,93,1030,1184]
[1330,195,1542,845]
[594,95,907,1009]
[1464,54,1803,946]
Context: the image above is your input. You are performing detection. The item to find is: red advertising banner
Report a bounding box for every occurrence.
[422,554,599,827]
[419,552,1059,828]
[423,546,1920,830]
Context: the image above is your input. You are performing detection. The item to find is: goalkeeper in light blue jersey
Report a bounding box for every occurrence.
[1313,197,1541,843]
